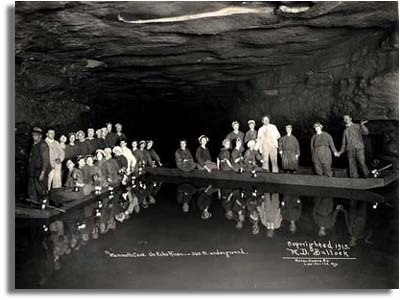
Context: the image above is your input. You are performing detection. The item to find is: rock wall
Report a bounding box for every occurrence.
[227,25,398,166]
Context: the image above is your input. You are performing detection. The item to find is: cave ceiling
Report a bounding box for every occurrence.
[15,1,398,102]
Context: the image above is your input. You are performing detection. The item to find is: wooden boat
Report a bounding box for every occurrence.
[145,174,385,203]
[144,167,398,190]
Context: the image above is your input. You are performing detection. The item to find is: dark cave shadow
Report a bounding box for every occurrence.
[7,2,395,295]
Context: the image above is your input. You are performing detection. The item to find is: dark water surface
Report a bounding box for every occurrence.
[15,177,398,289]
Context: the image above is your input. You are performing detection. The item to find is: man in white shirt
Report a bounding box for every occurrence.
[45,128,65,190]
[257,115,281,173]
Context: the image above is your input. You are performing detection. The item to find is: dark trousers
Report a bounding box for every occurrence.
[347,148,369,178]
[27,175,46,203]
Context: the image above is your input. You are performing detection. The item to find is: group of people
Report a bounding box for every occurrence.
[27,122,163,205]
[176,114,370,178]
[27,114,371,205]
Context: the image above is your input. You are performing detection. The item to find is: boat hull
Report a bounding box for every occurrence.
[144,167,398,190]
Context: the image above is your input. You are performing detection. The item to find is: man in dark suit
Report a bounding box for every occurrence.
[27,127,50,204]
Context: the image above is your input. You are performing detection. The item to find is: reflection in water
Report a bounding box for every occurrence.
[313,197,341,237]
[15,176,397,288]
[282,194,302,234]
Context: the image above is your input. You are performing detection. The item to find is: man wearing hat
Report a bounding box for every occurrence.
[257,116,281,173]
[337,115,370,178]
[311,122,339,177]
[225,121,244,150]
[278,125,300,173]
[45,128,65,190]
[244,120,257,144]
[27,127,50,204]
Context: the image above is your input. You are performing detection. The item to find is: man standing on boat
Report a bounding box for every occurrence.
[257,115,281,173]
[45,128,65,190]
[27,127,50,204]
[336,115,370,178]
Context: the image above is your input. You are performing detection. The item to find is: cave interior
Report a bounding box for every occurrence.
[15,1,399,191]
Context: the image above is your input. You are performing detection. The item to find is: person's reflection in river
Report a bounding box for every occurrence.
[258,193,282,238]
[246,188,261,235]
[231,189,246,230]
[146,179,163,205]
[197,184,215,220]
[218,188,234,220]
[176,183,197,213]
[341,200,372,247]
[281,195,302,234]
[313,197,343,237]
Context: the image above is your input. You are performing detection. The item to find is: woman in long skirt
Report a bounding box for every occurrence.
[195,135,217,173]
[278,125,300,173]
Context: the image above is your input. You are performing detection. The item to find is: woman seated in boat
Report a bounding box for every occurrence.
[146,140,163,167]
[64,159,84,189]
[231,138,245,173]
[120,139,136,175]
[85,154,108,189]
[51,159,85,206]
[112,146,128,175]
[131,140,145,172]
[244,140,264,176]
[195,135,218,173]
[103,148,122,186]
[175,139,196,172]
[76,156,94,195]
[278,125,300,174]
[95,149,107,173]
[217,139,235,171]
[139,141,152,168]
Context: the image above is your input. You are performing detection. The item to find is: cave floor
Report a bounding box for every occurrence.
[15,180,398,290]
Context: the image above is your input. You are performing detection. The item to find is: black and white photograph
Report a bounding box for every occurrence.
[8,0,400,291]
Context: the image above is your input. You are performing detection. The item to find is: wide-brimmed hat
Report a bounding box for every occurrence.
[248,120,255,125]
[31,127,42,134]
[232,121,239,127]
